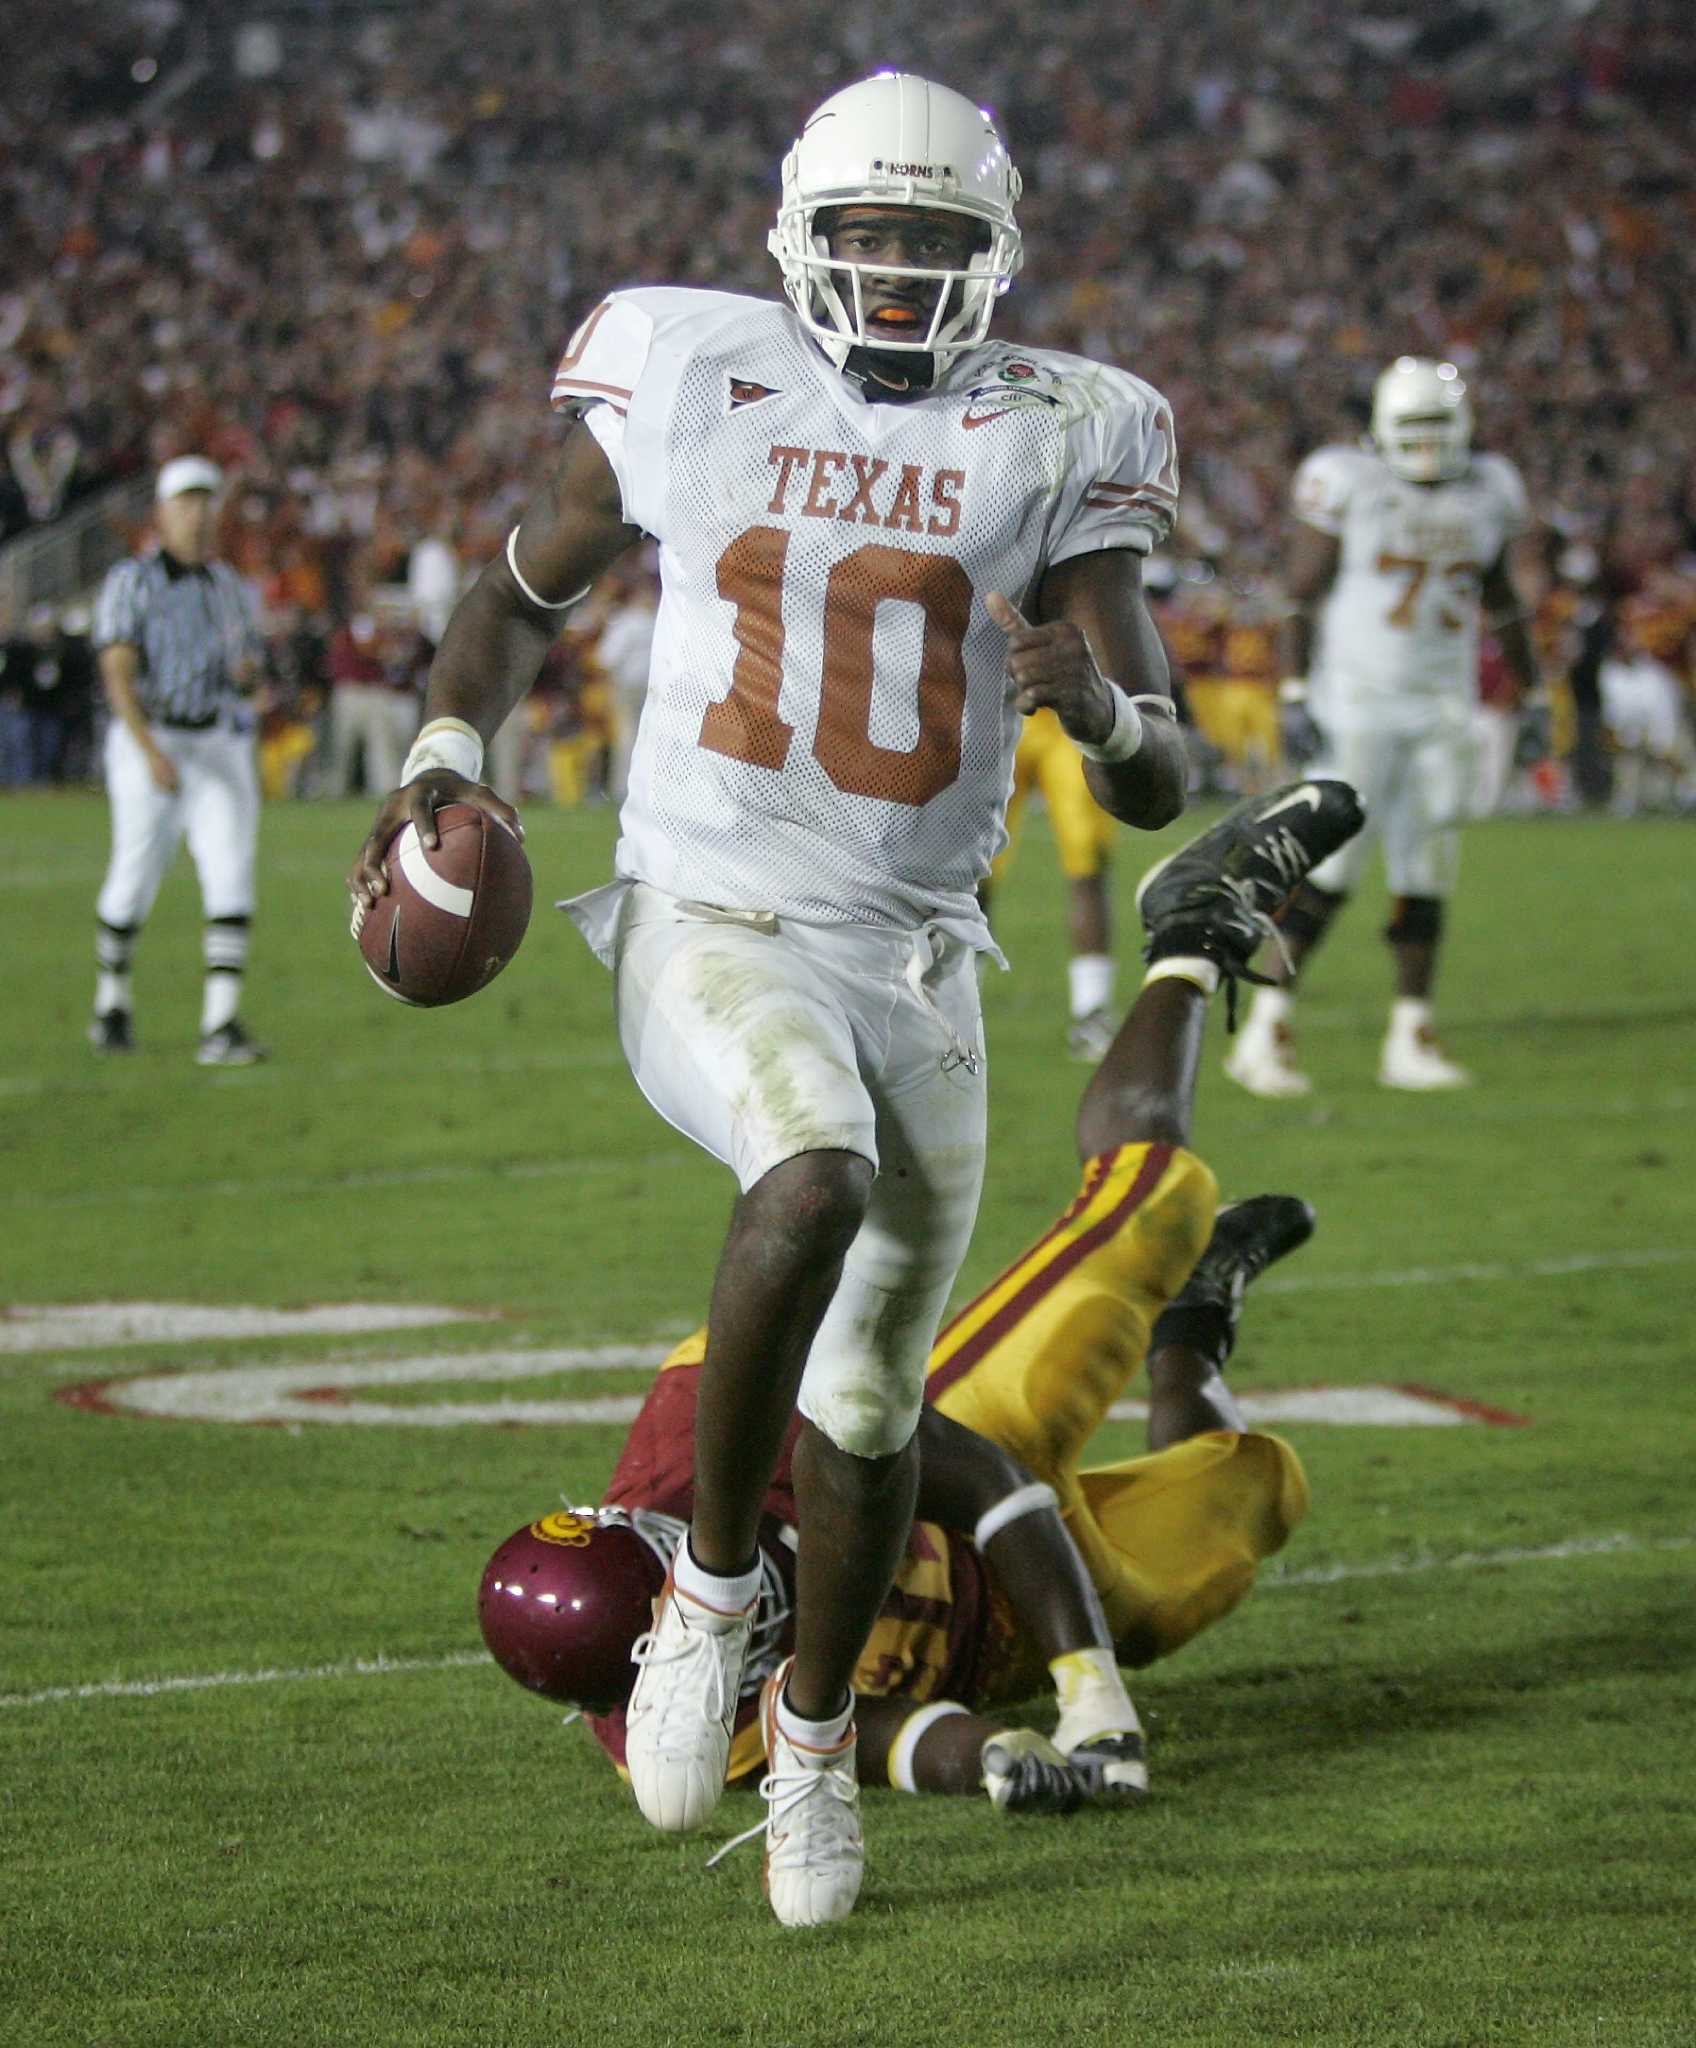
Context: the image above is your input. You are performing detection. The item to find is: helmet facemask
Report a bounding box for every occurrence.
[772,201,1019,375]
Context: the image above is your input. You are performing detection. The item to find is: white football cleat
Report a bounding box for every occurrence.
[1067,1007,1117,1064]
[623,1573,754,1833]
[757,1662,863,1928]
[1223,1018,1313,1098]
[1378,1027,1472,1091]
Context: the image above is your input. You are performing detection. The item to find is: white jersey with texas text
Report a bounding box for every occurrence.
[1294,443,1529,734]
[552,288,1178,936]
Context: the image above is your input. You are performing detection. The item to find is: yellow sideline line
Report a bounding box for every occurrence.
[3,1533,1690,1712]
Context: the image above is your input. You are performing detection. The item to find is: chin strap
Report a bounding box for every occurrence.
[842,343,937,398]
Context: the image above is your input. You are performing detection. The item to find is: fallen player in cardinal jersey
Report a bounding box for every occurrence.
[480,779,1365,1815]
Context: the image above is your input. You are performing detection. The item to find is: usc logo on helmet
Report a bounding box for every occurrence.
[531,1509,597,1547]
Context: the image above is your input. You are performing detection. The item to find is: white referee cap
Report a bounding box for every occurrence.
[156,455,224,501]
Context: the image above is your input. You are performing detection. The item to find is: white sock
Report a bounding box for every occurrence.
[1069,952,1114,1020]
[775,1684,853,1753]
[672,1532,760,1614]
[1049,1646,1140,1753]
[95,973,132,1015]
[1388,997,1431,1040]
[1246,985,1293,1033]
[201,972,242,1036]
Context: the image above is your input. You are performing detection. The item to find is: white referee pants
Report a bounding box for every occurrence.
[607,884,988,1458]
[97,721,259,927]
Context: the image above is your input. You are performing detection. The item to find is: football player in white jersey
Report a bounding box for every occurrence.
[1227,357,1542,1096]
[350,73,1190,1925]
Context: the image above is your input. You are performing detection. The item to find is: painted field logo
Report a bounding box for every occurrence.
[11,1301,1557,1430]
[532,1510,596,1547]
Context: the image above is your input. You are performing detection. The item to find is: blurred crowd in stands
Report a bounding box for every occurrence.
[3,0,1693,808]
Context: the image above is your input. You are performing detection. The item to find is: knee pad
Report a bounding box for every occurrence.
[1275,881,1345,951]
[1383,895,1443,946]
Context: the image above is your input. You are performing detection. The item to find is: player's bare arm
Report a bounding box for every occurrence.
[1280,521,1341,678]
[98,643,178,792]
[349,423,638,903]
[1480,548,1540,699]
[988,549,1186,829]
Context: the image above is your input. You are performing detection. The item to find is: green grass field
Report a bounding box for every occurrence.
[3,790,1692,2047]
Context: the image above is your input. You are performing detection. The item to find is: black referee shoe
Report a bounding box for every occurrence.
[197,1019,268,1067]
[88,1010,135,1054]
[1135,780,1365,992]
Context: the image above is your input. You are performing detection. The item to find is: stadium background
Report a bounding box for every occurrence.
[3,6,1693,2045]
[3,0,1694,802]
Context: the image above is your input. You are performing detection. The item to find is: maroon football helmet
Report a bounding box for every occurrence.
[477,1507,667,1713]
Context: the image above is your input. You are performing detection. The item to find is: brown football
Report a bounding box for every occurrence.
[355,803,533,1007]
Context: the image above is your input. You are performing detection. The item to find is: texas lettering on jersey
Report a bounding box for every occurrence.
[551,286,1179,930]
[763,445,964,535]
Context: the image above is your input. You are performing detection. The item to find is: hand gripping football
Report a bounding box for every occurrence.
[354,803,533,1006]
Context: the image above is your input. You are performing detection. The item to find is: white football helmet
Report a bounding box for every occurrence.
[1371,357,1474,483]
[769,72,1023,371]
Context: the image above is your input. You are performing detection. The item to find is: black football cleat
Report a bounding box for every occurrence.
[1151,1194,1316,1369]
[87,1009,135,1054]
[1066,1729,1149,1806]
[980,1731,1086,1816]
[196,1019,268,1068]
[1134,780,1365,1014]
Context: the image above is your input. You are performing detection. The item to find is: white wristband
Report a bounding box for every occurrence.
[888,1701,970,1792]
[1074,683,1144,764]
[401,717,484,786]
[973,1480,1058,1550]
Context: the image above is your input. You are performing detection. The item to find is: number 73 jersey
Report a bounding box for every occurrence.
[1294,442,1530,735]
[553,287,1178,933]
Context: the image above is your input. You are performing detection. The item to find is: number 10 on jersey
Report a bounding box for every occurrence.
[701,526,973,809]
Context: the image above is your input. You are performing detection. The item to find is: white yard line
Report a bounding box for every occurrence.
[2,1530,1689,1713]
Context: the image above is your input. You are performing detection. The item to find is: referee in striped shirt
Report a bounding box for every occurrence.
[89,456,269,1064]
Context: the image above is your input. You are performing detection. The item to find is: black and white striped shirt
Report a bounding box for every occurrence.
[93,551,263,727]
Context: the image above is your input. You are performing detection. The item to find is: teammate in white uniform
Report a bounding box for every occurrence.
[349,73,1187,1925]
[1227,358,1542,1095]
[90,457,268,1066]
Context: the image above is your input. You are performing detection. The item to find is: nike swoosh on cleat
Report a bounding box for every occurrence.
[1256,784,1323,819]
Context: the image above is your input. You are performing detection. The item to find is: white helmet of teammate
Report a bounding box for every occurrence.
[769,72,1023,370]
[1371,357,1474,483]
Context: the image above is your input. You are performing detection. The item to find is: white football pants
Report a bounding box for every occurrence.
[1308,721,1478,898]
[610,884,988,1458]
[97,720,259,927]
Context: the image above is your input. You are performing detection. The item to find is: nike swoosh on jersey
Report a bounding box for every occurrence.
[961,407,1019,430]
[1256,785,1323,819]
